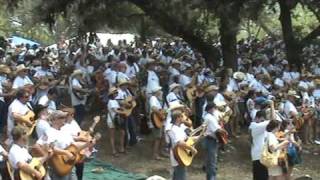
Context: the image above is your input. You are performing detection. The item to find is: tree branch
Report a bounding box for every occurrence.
[300,25,320,45]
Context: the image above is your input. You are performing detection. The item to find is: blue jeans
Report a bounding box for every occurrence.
[205,137,218,180]
[74,104,85,125]
[172,165,186,180]
[127,116,137,145]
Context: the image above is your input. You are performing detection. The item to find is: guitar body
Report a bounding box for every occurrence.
[18,111,36,136]
[294,117,304,130]
[49,144,79,176]
[119,97,137,117]
[173,138,196,166]
[151,111,166,129]
[186,86,197,103]
[19,158,46,180]
[216,131,228,145]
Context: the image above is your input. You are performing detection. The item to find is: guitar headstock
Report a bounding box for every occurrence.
[93,133,102,141]
[93,116,101,124]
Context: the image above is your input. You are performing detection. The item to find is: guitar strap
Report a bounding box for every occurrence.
[26,102,33,111]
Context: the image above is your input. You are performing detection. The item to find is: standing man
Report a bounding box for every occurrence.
[167,111,197,180]
[70,70,90,125]
[203,102,226,180]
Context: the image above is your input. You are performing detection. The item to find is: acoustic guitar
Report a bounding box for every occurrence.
[216,122,228,146]
[151,110,167,129]
[77,116,101,162]
[17,111,36,136]
[19,158,46,180]
[186,86,197,103]
[49,133,101,176]
[173,125,207,166]
[117,96,137,117]
[20,144,54,180]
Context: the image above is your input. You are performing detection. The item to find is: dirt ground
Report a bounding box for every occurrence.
[84,114,320,180]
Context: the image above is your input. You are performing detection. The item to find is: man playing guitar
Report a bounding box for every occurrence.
[34,110,76,180]
[7,89,33,143]
[167,111,197,180]
[8,126,49,180]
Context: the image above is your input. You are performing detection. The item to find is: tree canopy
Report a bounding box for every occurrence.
[2,0,320,69]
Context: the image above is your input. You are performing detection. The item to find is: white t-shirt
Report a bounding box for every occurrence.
[249,120,270,161]
[12,76,33,89]
[284,100,298,118]
[179,74,192,89]
[167,124,188,167]
[8,144,32,169]
[7,99,31,139]
[38,95,56,112]
[107,99,120,122]
[166,92,183,105]
[203,112,221,138]
[61,120,81,136]
[37,127,74,149]
[149,96,162,112]
[0,145,5,162]
[70,78,86,106]
[33,69,53,78]
[36,119,51,138]
[146,70,160,93]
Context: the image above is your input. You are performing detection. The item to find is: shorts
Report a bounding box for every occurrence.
[152,127,163,139]
[268,165,283,176]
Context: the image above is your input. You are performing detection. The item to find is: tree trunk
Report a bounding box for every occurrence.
[278,0,302,68]
[218,2,242,71]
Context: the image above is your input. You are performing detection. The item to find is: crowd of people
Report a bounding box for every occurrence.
[0,34,319,180]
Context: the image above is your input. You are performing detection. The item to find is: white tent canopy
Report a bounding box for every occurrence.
[95,33,135,46]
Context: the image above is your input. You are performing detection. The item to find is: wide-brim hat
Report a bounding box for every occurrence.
[233,72,245,81]
[38,78,50,90]
[117,79,130,86]
[60,107,75,115]
[15,64,29,73]
[169,101,185,111]
[145,58,157,68]
[108,87,118,96]
[171,59,181,66]
[151,86,162,94]
[0,64,11,74]
[223,91,236,100]
[214,99,227,107]
[169,83,181,92]
[287,90,300,98]
[50,110,68,121]
[314,79,320,85]
[205,85,219,93]
[71,69,84,77]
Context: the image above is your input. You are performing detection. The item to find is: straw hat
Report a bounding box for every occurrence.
[214,99,227,107]
[171,59,181,66]
[49,110,68,121]
[233,72,245,81]
[169,101,185,111]
[151,86,162,94]
[108,87,118,96]
[314,79,320,85]
[0,65,11,74]
[117,78,130,86]
[223,91,236,100]
[15,64,29,73]
[71,69,84,77]
[60,107,75,115]
[204,85,219,93]
[287,90,300,98]
[169,83,181,92]
[38,78,50,90]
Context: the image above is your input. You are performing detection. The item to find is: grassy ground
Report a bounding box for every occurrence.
[85,115,320,180]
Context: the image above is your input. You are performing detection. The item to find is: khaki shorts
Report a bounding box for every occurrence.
[152,127,163,139]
